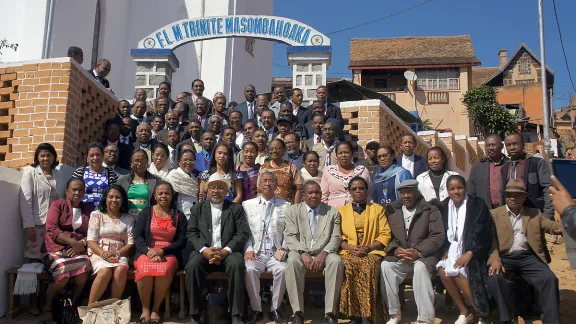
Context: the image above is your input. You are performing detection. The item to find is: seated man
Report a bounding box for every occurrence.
[380,179,444,324]
[242,172,291,324]
[185,173,250,324]
[487,179,562,324]
[284,180,344,324]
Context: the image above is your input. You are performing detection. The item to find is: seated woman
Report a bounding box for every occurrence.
[235,141,260,201]
[321,142,373,208]
[416,146,458,203]
[372,146,413,206]
[134,181,187,323]
[199,143,243,203]
[42,178,93,324]
[73,143,118,208]
[148,143,172,180]
[300,151,323,184]
[87,185,135,304]
[338,176,391,324]
[166,147,199,219]
[436,175,493,324]
[258,139,304,204]
[118,149,159,218]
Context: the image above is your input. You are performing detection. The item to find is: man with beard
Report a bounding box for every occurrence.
[195,131,216,172]
[284,133,305,169]
[236,84,258,124]
[468,134,508,209]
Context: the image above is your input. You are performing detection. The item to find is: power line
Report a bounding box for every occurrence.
[551,0,576,92]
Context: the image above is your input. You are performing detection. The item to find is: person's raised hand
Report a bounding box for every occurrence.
[550,176,575,216]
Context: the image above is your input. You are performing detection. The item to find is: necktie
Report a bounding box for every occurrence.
[316,135,321,144]
[511,161,519,179]
[309,209,317,236]
[248,102,254,119]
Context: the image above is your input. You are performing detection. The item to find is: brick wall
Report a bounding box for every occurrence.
[0,58,118,169]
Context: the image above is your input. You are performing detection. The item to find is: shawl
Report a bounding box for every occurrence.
[166,167,199,197]
[373,164,406,199]
[300,167,323,184]
[148,161,172,180]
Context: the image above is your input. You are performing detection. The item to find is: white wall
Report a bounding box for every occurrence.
[0,0,48,62]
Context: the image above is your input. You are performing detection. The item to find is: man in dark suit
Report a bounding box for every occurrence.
[291,88,309,126]
[107,100,139,136]
[235,84,257,125]
[306,85,343,126]
[133,123,157,162]
[261,109,278,143]
[101,123,131,170]
[185,173,250,324]
[88,59,111,89]
[395,133,427,178]
[468,134,508,209]
[155,111,187,144]
[500,133,554,219]
[303,101,343,141]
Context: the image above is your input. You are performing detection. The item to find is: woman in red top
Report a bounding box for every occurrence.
[42,178,93,324]
[133,181,187,323]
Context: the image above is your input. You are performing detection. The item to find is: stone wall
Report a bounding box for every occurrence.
[0,58,118,169]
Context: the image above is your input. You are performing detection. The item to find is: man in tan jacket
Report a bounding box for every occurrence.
[487,179,562,324]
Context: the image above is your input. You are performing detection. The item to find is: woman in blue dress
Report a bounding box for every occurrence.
[72,143,118,208]
[372,145,412,206]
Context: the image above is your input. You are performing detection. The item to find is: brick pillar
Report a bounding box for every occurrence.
[130,49,179,100]
[287,46,332,104]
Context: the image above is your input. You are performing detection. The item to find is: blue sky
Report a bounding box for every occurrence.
[271,0,576,109]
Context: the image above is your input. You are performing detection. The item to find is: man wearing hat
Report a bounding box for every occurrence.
[487,179,562,324]
[358,140,380,175]
[185,173,251,324]
[380,179,444,324]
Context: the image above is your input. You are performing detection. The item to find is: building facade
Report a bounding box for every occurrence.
[349,35,481,136]
[0,0,274,101]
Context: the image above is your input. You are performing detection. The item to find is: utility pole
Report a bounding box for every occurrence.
[538,0,552,163]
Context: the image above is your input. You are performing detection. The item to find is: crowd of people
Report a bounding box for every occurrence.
[19,55,576,324]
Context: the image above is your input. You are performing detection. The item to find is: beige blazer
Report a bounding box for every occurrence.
[242,196,291,253]
[284,202,341,255]
[19,165,68,228]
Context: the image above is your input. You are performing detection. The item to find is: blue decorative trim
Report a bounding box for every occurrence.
[286,46,332,53]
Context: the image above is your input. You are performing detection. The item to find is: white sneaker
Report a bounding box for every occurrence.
[454,313,475,324]
[386,315,401,324]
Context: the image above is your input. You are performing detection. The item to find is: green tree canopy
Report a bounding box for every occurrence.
[462,85,516,140]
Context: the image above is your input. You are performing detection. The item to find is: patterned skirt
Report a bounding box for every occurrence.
[339,254,385,322]
[44,248,92,282]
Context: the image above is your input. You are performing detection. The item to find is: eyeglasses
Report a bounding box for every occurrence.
[131,159,147,165]
[377,154,392,159]
[260,178,276,184]
[207,185,226,191]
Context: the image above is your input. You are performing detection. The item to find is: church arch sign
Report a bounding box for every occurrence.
[137,15,331,49]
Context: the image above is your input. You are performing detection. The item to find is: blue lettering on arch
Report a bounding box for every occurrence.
[172,24,184,42]
[217,18,223,34]
[155,32,165,48]
[262,18,269,34]
[288,24,298,41]
[225,17,233,33]
[282,22,291,38]
[209,18,217,35]
[247,18,254,33]
[188,21,197,37]
[199,19,209,35]
[183,22,190,38]
[240,17,247,33]
[301,29,310,45]
[162,30,173,45]
[233,17,239,33]
[295,25,304,42]
[275,20,283,37]
[269,19,276,36]
[254,18,262,34]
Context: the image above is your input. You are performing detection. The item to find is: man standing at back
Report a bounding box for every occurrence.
[89,59,111,90]
[310,85,343,126]
[291,88,309,126]
[236,85,258,125]
[395,134,427,178]
[67,46,83,65]
[284,180,344,324]
[190,79,213,118]
[269,86,287,117]
[468,134,508,209]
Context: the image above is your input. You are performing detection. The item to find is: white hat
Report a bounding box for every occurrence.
[206,172,231,189]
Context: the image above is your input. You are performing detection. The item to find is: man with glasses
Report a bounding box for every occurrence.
[468,134,508,209]
[185,173,250,324]
[283,132,304,169]
[102,144,129,175]
[242,172,291,324]
[102,123,131,170]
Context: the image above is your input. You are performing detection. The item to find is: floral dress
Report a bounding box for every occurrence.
[236,164,261,201]
[87,211,135,273]
[320,164,373,208]
[134,210,178,282]
[258,160,304,203]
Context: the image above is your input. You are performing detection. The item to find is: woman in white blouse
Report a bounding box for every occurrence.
[416,146,458,203]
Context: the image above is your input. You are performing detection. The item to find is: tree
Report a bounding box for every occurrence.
[422,119,434,131]
[462,85,516,140]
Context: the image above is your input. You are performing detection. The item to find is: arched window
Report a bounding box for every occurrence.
[91,0,101,69]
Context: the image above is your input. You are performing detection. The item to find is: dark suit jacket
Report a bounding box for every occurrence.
[101,140,132,170]
[385,198,445,272]
[133,206,188,266]
[186,200,250,258]
[236,101,257,125]
[155,126,187,145]
[467,156,509,209]
[107,115,139,138]
[133,138,158,151]
[305,103,343,125]
[294,106,310,126]
[303,117,344,141]
[87,69,110,88]
[394,154,428,178]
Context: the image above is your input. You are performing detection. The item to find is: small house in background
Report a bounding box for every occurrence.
[348,35,481,136]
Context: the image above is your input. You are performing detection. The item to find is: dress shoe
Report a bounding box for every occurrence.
[232,314,244,324]
[323,312,338,324]
[247,311,263,324]
[187,314,202,324]
[292,311,305,324]
[269,309,287,324]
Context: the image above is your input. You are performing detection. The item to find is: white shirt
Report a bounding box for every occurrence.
[402,204,418,236]
[402,154,415,176]
[293,106,300,116]
[235,132,244,147]
[199,202,233,253]
[506,206,529,253]
[72,208,83,230]
[313,134,321,145]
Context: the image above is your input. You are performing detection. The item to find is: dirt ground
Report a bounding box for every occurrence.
[2,239,575,324]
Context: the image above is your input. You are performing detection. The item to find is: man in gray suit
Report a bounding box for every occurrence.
[284,180,344,324]
[236,84,257,125]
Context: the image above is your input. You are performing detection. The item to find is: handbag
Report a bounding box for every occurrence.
[54,297,80,324]
[206,291,230,324]
[78,298,131,324]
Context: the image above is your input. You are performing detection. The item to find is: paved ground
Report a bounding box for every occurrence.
[2,239,575,324]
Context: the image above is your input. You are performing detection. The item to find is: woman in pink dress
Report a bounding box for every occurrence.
[321,142,373,208]
[133,181,187,323]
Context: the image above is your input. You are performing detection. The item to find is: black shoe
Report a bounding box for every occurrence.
[269,309,287,324]
[323,312,338,324]
[247,311,263,324]
[232,314,244,324]
[292,311,305,324]
[187,314,202,324]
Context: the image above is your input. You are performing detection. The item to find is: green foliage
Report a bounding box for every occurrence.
[0,39,19,57]
[422,119,434,131]
[462,85,516,140]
